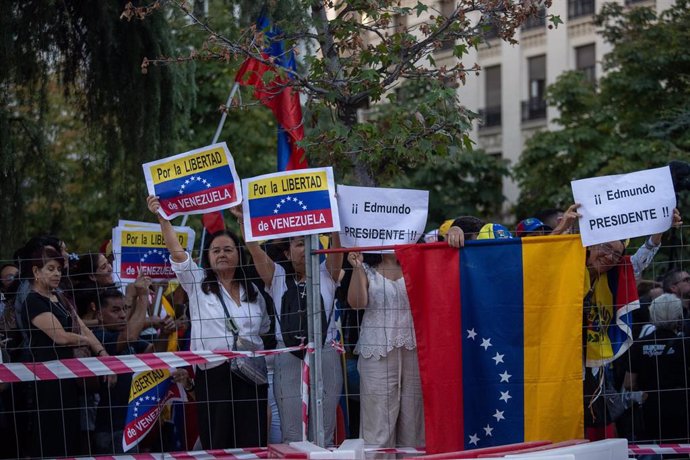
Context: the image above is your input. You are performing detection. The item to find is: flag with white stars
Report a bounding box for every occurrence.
[122,368,186,452]
[143,142,242,219]
[396,235,585,454]
[112,223,196,282]
[241,167,340,242]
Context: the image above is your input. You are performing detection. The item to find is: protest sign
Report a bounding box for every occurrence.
[122,368,186,452]
[337,184,429,249]
[142,142,242,219]
[118,220,160,229]
[112,225,195,282]
[571,166,676,246]
[242,167,340,242]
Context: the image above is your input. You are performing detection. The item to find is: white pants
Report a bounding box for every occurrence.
[273,348,343,444]
[358,347,425,448]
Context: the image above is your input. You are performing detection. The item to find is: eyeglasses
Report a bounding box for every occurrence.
[597,243,624,262]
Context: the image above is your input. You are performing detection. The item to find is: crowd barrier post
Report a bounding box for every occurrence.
[307,233,326,447]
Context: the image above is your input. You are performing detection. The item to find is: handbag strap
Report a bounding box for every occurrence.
[215,289,239,350]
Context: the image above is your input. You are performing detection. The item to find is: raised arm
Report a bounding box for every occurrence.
[230,205,275,286]
[550,203,581,235]
[120,276,152,352]
[650,208,683,246]
[326,232,344,283]
[147,195,186,263]
[346,252,368,309]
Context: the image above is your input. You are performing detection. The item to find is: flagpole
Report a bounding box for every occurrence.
[180,81,241,228]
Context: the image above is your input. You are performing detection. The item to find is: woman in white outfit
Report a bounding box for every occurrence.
[347,252,424,448]
[147,196,270,449]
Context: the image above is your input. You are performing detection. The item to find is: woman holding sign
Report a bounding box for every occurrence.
[147,195,271,449]
[231,206,344,445]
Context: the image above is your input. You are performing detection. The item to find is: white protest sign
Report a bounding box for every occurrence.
[336,184,429,249]
[241,167,341,242]
[571,166,676,247]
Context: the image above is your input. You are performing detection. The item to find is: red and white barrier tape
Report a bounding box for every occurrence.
[301,353,310,441]
[61,443,690,459]
[72,447,268,459]
[0,344,306,383]
[628,444,690,455]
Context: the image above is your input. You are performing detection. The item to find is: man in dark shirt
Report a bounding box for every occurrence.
[624,293,690,443]
[93,278,174,454]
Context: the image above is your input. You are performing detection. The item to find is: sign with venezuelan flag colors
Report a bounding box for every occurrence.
[241,167,340,242]
[142,142,242,219]
[112,225,195,282]
[122,368,186,452]
[395,235,585,454]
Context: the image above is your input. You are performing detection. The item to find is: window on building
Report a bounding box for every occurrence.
[568,0,595,19]
[522,55,546,121]
[575,44,596,83]
[393,13,407,34]
[439,0,455,51]
[480,65,502,129]
[521,6,546,31]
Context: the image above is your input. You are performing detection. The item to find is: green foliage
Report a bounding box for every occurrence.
[316,78,508,226]
[151,0,552,185]
[0,0,196,256]
[393,149,508,230]
[515,1,690,218]
[0,0,550,256]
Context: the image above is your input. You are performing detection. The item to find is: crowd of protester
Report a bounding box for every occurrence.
[0,194,688,458]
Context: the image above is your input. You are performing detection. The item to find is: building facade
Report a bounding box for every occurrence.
[434,0,675,212]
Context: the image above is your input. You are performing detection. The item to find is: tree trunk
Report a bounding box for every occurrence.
[338,102,375,187]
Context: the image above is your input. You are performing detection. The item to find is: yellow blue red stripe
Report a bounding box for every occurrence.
[395,235,584,454]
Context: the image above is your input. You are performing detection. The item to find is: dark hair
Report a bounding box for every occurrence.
[663,269,686,293]
[98,288,125,309]
[450,216,485,239]
[200,230,258,302]
[14,236,62,272]
[0,263,17,273]
[72,253,103,281]
[363,253,383,267]
[18,246,65,285]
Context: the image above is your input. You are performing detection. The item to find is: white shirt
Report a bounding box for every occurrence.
[355,263,416,360]
[171,253,270,370]
[269,261,338,346]
[631,236,661,280]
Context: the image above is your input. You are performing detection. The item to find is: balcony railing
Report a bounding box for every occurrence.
[521,98,547,121]
[478,106,502,129]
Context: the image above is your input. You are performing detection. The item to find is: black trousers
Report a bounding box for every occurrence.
[196,362,268,449]
[28,379,81,457]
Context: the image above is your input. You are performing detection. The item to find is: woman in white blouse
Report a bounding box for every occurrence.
[347,252,424,448]
[147,196,270,449]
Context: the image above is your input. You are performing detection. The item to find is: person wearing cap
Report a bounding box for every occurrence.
[623,294,690,443]
[476,222,514,240]
[515,217,551,237]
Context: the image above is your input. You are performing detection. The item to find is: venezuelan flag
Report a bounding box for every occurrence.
[396,235,585,454]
